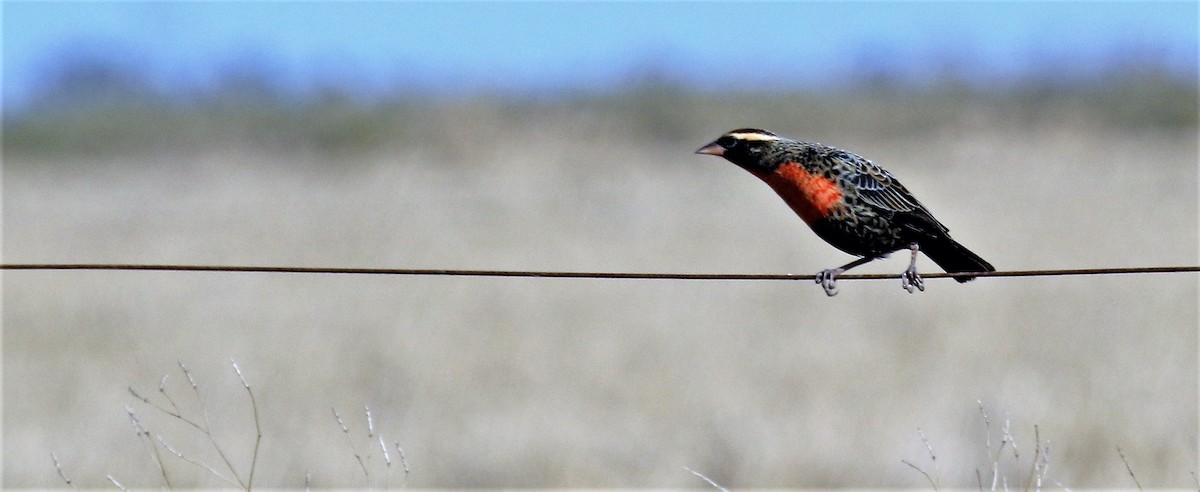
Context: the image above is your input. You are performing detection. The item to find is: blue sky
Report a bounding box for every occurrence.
[3,2,1197,108]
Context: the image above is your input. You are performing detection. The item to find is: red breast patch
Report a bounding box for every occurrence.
[749,163,844,224]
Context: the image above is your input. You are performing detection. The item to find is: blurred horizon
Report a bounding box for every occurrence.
[4,1,1198,114]
[4,3,1198,157]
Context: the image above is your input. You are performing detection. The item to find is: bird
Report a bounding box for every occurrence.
[696,128,994,296]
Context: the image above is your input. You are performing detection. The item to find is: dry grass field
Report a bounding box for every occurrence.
[3,94,1197,487]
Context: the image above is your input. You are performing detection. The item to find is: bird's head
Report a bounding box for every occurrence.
[695,128,784,170]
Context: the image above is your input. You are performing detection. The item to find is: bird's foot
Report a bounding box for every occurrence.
[815,268,844,297]
[901,265,925,293]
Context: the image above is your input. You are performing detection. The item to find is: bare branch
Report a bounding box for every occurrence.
[366,405,376,438]
[179,361,246,489]
[124,405,171,488]
[683,466,730,492]
[977,401,1004,491]
[395,440,411,489]
[1023,425,1042,492]
[105,474,127,491]
[902,459,938,491]
[50,452,75,489]
[396,441,411,475]
[178,360,198,390]
[1003,414,1019,460]
[232,358,262,491]
[128,387,149,404]
[157,434,240,488]
[124,405,146,435]
[130,361,249,489]
[380,435,393,489]
[978,400,992,451]
[1035,437,1051,492]
[1116,447,1143,491]
[333,407,370,485]
[332,407,349,433]
[158,374,187,421]
[917,428,941,490]
[132,377,204,433]
[232,359,249,388]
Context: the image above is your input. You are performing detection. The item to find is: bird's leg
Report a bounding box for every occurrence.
[816,256,877,297]
[901,242,925,293]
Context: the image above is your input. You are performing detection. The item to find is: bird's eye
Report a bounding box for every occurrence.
[717,136,737,148]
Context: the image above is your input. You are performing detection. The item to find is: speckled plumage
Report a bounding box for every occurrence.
[697,128,994,295]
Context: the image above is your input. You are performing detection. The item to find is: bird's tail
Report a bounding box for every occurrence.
[921,237,995,283]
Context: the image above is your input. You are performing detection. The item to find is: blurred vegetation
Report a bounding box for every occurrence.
[4,53,1196,158]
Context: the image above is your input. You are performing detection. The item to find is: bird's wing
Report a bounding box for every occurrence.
[841,152,951,235]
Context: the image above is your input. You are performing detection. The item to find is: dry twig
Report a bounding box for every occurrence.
[1022,425,1050,492]
[124,405,171,488]
[1116,447,1143,491]
[125,360,262,489]
[50,452,76,489]
[333,406,371,485]
[396,441,411,483]
[231,358,263,490]
[156,434,240,487]
[105,474,127,491]
[902,459,939,491]
[684,466,730,492]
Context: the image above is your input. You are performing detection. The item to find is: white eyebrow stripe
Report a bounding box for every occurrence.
[727,132,781,142]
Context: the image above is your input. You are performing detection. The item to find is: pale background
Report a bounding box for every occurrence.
[4,1,1197,488]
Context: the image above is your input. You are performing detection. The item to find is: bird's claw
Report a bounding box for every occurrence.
[816,269,843,297]
[901,266,925,293]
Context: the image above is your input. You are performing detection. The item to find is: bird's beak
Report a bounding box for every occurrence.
[695,142,725,156]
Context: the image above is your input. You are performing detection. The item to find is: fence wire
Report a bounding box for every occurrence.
[3,263,1198,281]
